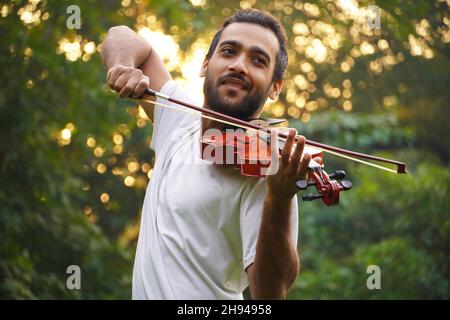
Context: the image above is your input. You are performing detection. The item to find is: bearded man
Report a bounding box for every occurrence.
[101,8,311,300]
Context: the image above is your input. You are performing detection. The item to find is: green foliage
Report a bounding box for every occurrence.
[0,0,141,299]
[0,0,448,299]
[291,111,414,151]
[289,161,449,299]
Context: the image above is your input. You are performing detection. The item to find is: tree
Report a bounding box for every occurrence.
[1,0,448,299]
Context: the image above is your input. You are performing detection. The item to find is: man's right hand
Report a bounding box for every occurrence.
[101,25,171,122]
[106,64,150,98]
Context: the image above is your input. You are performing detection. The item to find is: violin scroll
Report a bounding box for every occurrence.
[296,167,352,206]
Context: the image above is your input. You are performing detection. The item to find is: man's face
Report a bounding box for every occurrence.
[201,22,283,120]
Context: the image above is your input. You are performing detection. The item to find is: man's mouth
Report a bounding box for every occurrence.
[220,78,249,91]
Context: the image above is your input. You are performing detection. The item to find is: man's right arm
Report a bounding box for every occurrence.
[101,25,171,122]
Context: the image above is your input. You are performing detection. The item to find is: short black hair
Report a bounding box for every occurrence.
[205,9,288,81]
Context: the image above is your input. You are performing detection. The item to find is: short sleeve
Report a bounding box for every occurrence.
[239,180,299,271]
[150,80,199,154]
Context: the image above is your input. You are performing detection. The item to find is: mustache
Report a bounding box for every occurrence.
[217,73,252,91]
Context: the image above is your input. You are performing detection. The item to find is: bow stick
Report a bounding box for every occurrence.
[138,88,408,175]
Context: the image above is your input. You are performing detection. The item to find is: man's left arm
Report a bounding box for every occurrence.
[247,129,310,299]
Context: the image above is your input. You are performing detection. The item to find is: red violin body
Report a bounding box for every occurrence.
[199,128,352,206]
[201,131,272,177]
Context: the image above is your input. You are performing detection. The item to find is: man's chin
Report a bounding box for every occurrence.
[211,103,239,117]
[204,84,261,119]
[220,97,245,109]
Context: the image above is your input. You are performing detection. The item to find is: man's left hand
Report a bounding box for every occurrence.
[265,128,311,204]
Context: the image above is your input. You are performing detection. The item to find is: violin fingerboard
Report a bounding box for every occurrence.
[308,158,323,170]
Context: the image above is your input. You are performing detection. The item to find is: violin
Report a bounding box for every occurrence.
[200,123,352,206]
[139,88,407,206]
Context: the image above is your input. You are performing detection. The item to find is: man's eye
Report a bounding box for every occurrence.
[221,48,235,55]
[253,57,267,66]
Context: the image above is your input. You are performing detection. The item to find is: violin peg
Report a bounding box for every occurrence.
[296,180,315,190]
[302,194,325,201]
[329,170,346,180]
[296,180,308,190]
[340,180,352,191]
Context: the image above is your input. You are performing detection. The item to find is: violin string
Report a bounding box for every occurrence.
[274,135,398,174]
[318,148,398,174]
[140,98,398,174]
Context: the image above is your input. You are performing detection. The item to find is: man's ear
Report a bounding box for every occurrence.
[268,79,283,100]
[200,58,209,77]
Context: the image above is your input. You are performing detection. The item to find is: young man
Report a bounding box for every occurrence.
[101,9,311,299]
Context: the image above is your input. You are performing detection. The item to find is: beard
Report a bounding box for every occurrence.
[203,72,271,120]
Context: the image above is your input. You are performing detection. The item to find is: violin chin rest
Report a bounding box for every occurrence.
[247,118,287,127]
[265,118,287,125]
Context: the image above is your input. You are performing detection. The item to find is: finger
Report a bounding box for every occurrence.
[269,129,279,156]
[297,152,311,180]
[119,76,141,98]
[280,128,296,167]
[267,128,281,176]
[133,76,150,97]
[113,73,130,94]
[106,69,113,85]
[107,67,122,91]
[288,135,305,175]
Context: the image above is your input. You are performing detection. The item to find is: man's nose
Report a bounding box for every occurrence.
[228,54,248,74]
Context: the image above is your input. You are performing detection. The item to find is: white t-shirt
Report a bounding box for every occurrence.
[132,80,299,300]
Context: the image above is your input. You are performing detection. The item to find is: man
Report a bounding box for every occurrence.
[101,9,311,299]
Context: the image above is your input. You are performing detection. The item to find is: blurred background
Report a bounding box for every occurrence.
[0,0,448,299]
